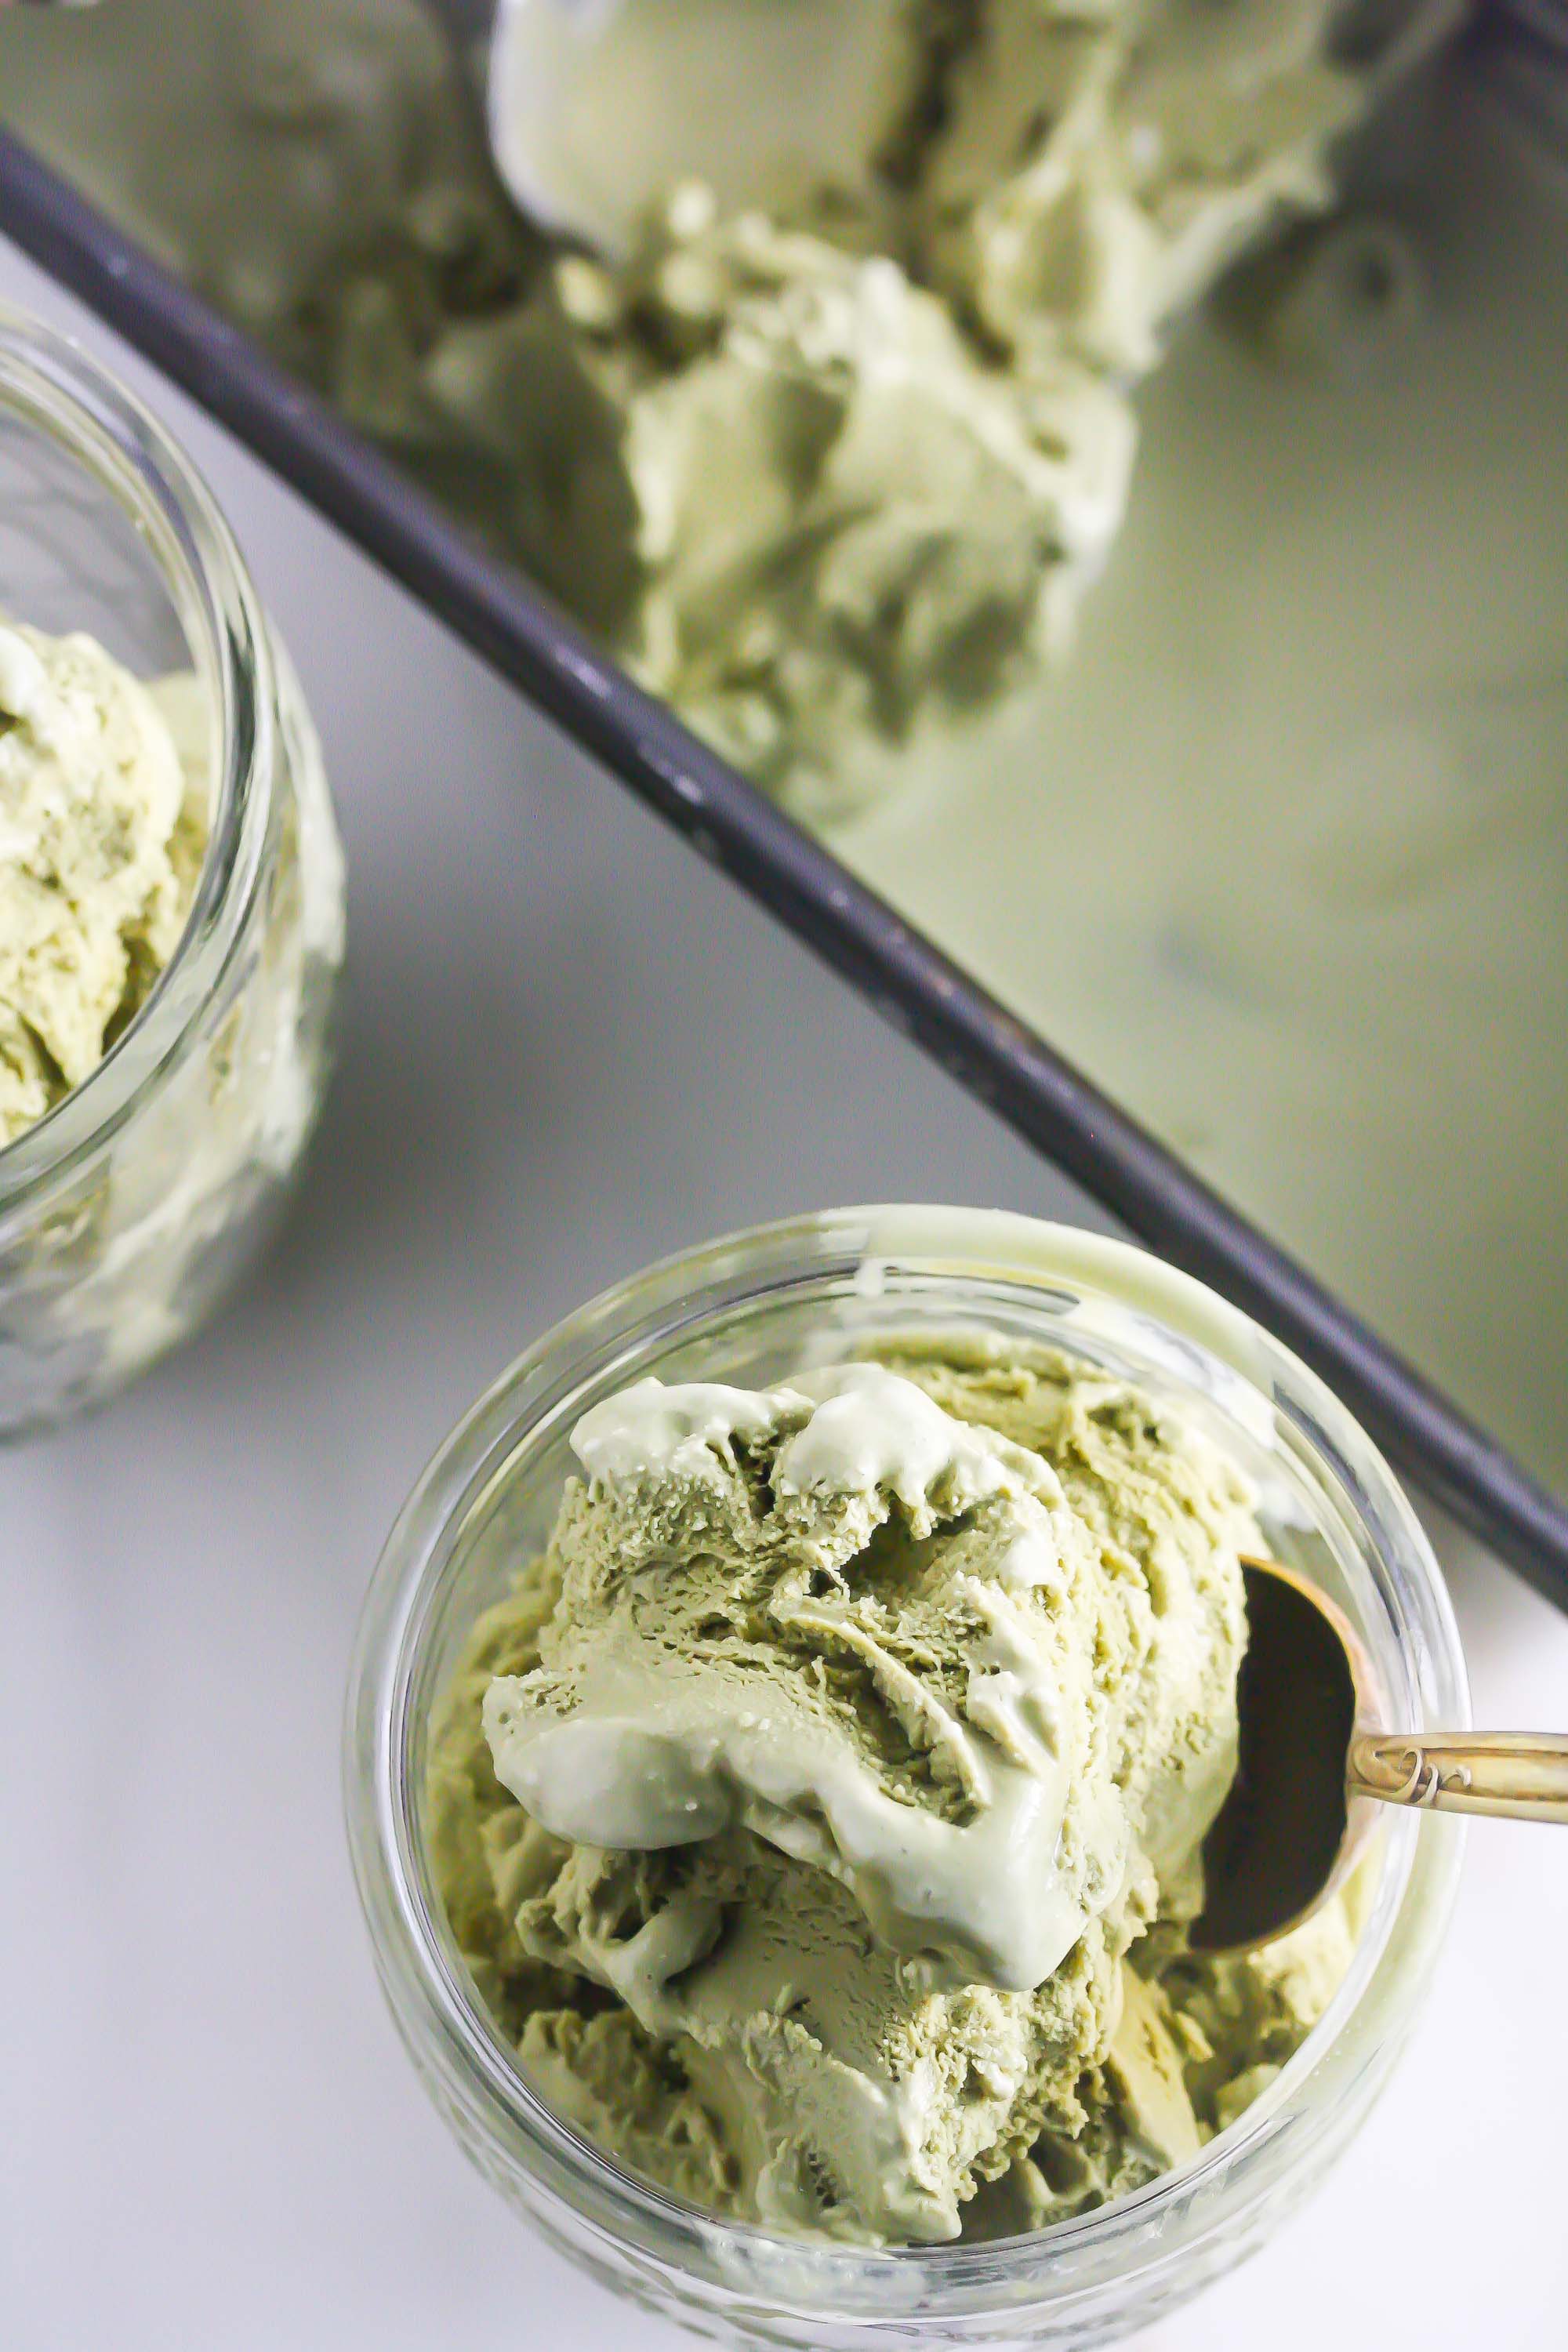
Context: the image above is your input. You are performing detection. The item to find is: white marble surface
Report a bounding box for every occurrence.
[2,241,1564,2352]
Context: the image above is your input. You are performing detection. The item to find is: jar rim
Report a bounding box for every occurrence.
[0,303,276,1206]
[346,1207,1470,2307]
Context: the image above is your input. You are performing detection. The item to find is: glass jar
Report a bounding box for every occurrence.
[344,1207,1468,2351]
[0,307,344,1431]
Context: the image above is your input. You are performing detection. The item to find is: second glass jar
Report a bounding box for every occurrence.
[0,307,344,1432]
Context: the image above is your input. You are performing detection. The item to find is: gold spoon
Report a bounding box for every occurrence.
[1190,1555,1568,1953]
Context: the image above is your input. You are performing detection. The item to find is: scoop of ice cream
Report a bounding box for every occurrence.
[508,1820,1138,2242]
[429,0,1441,818]
[917,0,1367,376]
[432,1341,1261,2242]
[2,2,1457,822]
[0,621,202,1149]
[485,1361,1246,1990]
[424,201,1135,821]
[7,0,1469,828]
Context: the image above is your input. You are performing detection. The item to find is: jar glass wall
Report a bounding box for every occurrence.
[345,1208,1468,2352]
[0,307,344,1431]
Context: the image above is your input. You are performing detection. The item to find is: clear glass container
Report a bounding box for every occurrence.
[0,308,345,1430]
[345,1207,1468,2351]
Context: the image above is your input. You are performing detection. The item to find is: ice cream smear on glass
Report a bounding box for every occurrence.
[0,620,206,1149]
[430,1339,1359,2245]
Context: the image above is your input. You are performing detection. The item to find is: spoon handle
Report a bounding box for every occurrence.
[1348,1730,1568,1821]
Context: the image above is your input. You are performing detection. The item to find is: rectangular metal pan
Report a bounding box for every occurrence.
[3,124,1564,1613]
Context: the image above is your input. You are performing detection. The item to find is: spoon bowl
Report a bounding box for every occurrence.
[1192,1555,1568,1953]
[1190,1560,1365,1953]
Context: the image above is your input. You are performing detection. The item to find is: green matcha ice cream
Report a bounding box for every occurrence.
[429,1339,1357,2244]
[0,620,205,1148]
[427,0,1443,818]
[0,0,1465,819]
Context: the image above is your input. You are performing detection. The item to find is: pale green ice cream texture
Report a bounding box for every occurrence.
[429,1339,1357,2244]
[0,621,205,1149]
[0,1,1464,822]
[430,0,1447,821]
